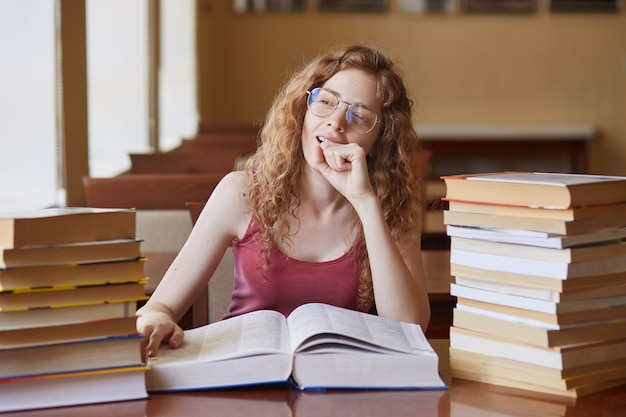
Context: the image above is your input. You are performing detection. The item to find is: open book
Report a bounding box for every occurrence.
[146,303,447,392]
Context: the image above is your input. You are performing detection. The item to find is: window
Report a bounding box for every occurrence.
[86,0,150,177]
[86,0,197,176]
[0,1,197,212]
[160,0,198,151]
[0,1,57,212]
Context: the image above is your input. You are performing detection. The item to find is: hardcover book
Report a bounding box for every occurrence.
[0,258,146,291]
[0,208,136,249]
[0,366,148,413]
[146,303,447,392]
[442,172,626,209]
[0,239,142,268]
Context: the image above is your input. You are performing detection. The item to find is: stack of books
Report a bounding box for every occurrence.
[441,172,626,398]
[0,208,149,412]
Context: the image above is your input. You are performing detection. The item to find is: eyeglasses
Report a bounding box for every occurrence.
[306,87,380,134]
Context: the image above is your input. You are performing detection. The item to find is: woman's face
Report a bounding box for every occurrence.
[302,68,382,160]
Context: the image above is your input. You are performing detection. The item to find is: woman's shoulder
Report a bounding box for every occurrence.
[194,171,253,241]
[220,170,251,186]
[207,171,252,212]
[213,170,252,199]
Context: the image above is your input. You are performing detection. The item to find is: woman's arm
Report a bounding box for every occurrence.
[354,196,430,327]
[316,141,430,328]
[136,171,251,357]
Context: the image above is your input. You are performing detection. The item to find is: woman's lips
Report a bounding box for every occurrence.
[316,136,334,144]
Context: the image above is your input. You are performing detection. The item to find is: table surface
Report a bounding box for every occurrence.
[4,340,626,417]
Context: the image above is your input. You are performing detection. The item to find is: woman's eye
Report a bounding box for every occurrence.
[354,112,368,123]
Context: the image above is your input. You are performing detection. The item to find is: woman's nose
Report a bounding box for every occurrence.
[327,103,348,131]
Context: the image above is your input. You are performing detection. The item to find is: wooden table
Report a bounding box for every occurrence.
[6,382,624,417]
[5,340,626,417]
[416,124,595,174]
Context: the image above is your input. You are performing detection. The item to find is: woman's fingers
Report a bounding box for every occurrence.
[168,325,185,349]
[320,141,361,171]
[139,318,183,359]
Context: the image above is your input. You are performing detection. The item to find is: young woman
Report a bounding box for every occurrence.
[137,44,430,358]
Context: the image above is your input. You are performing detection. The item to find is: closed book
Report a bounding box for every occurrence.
[0,208,136,249]
[450,248,626,279]
[456,297,626,326]
[0,239,142,268]
[0,301,137,331]
[443,209,626,235]
[442,172,626,209]
[146,303,446,392]
[450,348,626,393]
[0,366,148,413]
[0,334,144,378]
[0,258,145,291]
[446,199,626,221]
[450,236,626,263]
[452,306,626,348]
[450,263,626,292]
[0,258,146,291]
[450,347,626,383]
[0,316,138,349]
[0,281,147,311]
[450,283,626,314]
[449,326,626,370]
[451,361,626,398]
[446,224,626,249]
[454,276,626,303]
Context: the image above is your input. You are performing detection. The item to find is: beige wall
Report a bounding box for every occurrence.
[196,0,626,175]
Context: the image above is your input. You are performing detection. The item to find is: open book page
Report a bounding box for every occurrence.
[146,309,293,391]
[286,303,431,355]
[287,305,446,390]
[150,309,290,365]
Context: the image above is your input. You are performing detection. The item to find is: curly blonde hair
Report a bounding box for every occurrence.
[244,44,422,310]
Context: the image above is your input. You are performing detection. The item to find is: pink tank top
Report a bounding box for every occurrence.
[223,216,363,319]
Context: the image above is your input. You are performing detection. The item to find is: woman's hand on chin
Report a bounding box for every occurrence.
[316,140,374,202]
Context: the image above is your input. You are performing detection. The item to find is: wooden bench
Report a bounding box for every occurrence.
[82,173,222,210]
[176,135,258,154]
[129,151,243,175]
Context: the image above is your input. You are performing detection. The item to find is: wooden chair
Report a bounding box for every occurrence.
[185,201,204,224]
[129,151,243,175]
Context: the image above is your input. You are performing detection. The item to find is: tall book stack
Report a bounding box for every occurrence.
[441,172,626,398]
[0,208,149,412]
